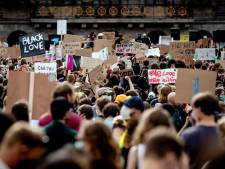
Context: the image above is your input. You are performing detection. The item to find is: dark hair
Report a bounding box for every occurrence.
[79,98,92,106]
[78,104,93,120]
[53,83,73,99]
[51,97,70,120]
[132,63,141,75]
[192,92,220,115]
[0,112,14,143]
[125,90,139,97]
[150,63,159,69]
[11,101,29,122]
[194,60,203,69]
[175,60,186,68]
[103,103,120,118]
[168,59,176,68]
[96,97,110,113]
[113,86,125,96]
[143,60,149,67]
[21,59,27,65]
[159,62,167,69]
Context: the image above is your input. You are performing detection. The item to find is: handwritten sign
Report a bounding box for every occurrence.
[89,65,106,92]
[195,48,216,60]
[132,42,148,54]
[119,69,134,78]
[115,44,133,54]
[103,32,115,40]
[63,34,83,43]
[148,69,177,84]
[159,45,169,55]
[92,47,108,61]
[0,46,21,59]
[170,41,196,65]
[57,20,67,35]
[34,62,57,74]
[63,42,82,55]
[145,48,160,57]
[19,33,45,57]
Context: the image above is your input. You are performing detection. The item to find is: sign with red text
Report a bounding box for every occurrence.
[148,69,177,84]
[115,44,133,54]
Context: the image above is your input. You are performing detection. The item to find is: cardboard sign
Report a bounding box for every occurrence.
[132,42,148,54]
[63,42,82,55]
[115,44,133,54]
[57,20,67,35]
[195,48,216,60]
[81,56,103,71]
[159,36,173,45]
[103,32,115,40]
[0,46,21,59]
[6,71,57,119]
[159,45,169,55]
[34,62,57,74]
[170,41,196,65]
[74,48,92,58]
[19,33,45,57]
[103,54,118,67]
[145,48,160,57]
[63,34,83,43]
[119,69,134,78]
[148,69,177,84]
[94,39,113,53]
[196,39,210,48]
[92,47,108,61]
[175,69,217,103]
[180,34,190,42]
[136,57,158,67]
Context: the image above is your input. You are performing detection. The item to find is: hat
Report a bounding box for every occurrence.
[114,94,130,105]
[97,33,104,37]
[123,96,144,112]
[97,87,113,97]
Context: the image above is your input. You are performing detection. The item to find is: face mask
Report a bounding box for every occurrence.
[220,96,225,102]
[121,106,132,120]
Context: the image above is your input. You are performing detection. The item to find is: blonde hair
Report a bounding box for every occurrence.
[158,85,172,103]
[74,92,87,106]
[132,108,174,145]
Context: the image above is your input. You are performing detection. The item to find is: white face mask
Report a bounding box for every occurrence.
[120,105,132,120]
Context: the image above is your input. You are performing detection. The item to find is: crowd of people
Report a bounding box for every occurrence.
[0,31,225,169]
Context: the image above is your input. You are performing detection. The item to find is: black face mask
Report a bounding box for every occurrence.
[15,159,42,169]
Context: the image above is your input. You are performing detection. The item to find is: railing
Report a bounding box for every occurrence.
[32,5,193,18]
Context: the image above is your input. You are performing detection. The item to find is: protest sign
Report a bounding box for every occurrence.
[148,69,177,84]
[159,36,173,45]
[103,32,115,40]
[175,69,217,103]
[0,46,21,59]
[195,48,216,60]
[115,44,133,54]
[132,42,148,54]
[19,33,45,57]
[74,48,92,58]
[63,42,82,55]
[180,34,189,42]
[196,39,210,48]
[63,34,83,43]
[136,57,158,67]
[25,55,46,63]
[57,20,67,35]
[170,41,196,65]
[94,39,113,53]
[119,69,134,78]
[72,56,81,71]
[34,62,57,74]
[66,54,73,71]
[145,48,160,57]
[159,44,169,55]
[6,71,57,119]
[92,47,109,61]
[81,56,103,71]
[103,54,118,67]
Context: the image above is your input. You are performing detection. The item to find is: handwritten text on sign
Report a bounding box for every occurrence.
[19,33,45,57]
[148,69,177,84]
[34,62,57,74]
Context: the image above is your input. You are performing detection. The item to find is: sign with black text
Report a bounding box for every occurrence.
[19,33,45,57]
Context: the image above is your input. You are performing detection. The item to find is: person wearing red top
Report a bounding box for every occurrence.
[38,82,81,131]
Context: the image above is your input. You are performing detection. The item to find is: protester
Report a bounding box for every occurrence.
[0,112,14,143]
[11,101,29,122]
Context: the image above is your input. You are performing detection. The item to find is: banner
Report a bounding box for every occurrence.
[148,69,177,84]
[115,44,133,54]
[92,47,109,61]
[170,41,196,65]
[19,33,45,57]
[175,69,217,103]
[195,48,216,60]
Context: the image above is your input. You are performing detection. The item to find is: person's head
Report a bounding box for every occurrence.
[11,101,29,122]
[143,60,149,67]
[194,60,203,69]
[113,86,125,96]
[175,60,186,68]
[168,59,176,68]
[132,63,141,75]
[67,74,75,84]
[132,108,173,145]
[21,59,27,66]
[0,122,45,168]
[96,96,111,116]
[121,96,144,121]
[50,97,70,121]
[117,60,126,70]
[167,92,176,105]
[79,122,120,168]
[78,104,94,120]
[78,98,92,106]
[74,92,87,106]
[53,82,74,104]
[102,103,120,118]
[0,112,14,143]
[125,90,139,97]
[158,85,172,103]
[191,92,220,122]
[143,127,188,169]
[159,62,167,69]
